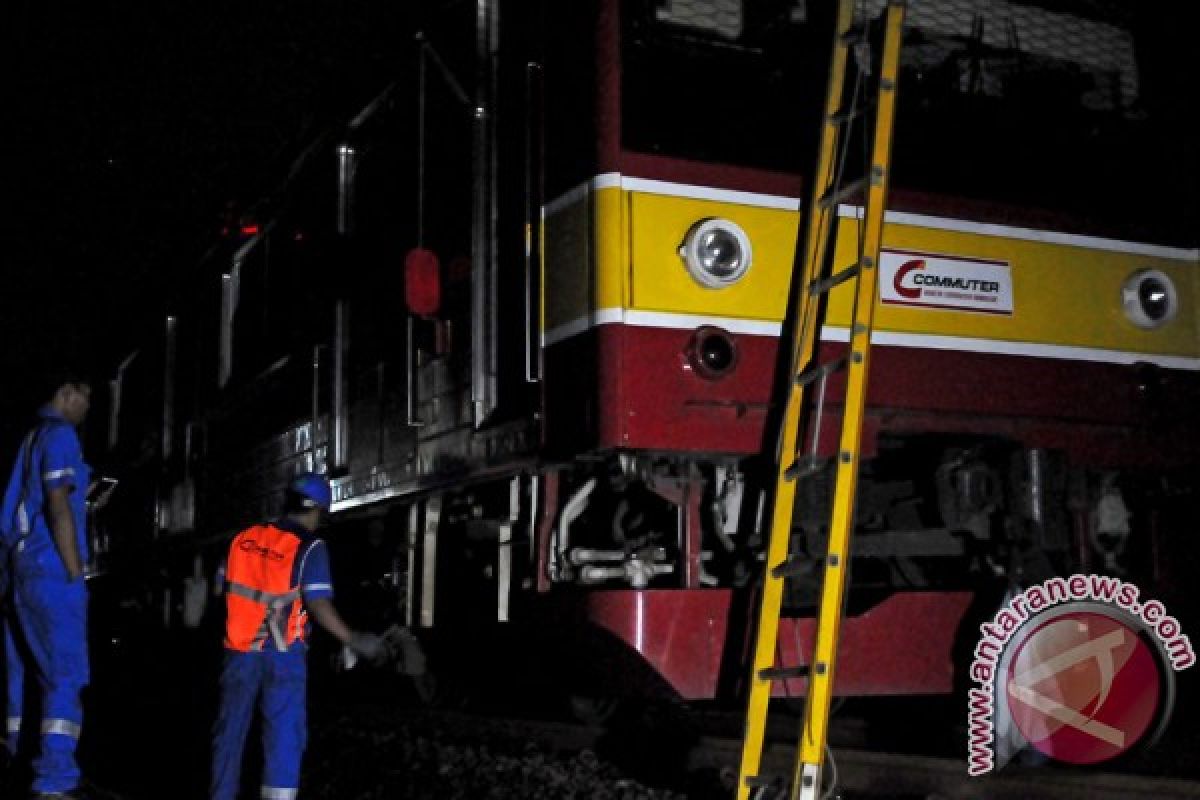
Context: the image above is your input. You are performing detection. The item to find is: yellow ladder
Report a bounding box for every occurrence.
[736,2,907,799]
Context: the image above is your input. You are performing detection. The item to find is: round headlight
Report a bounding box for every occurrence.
[679,218,752,288]
[1121,269,1178,329]
[686,326,739,380]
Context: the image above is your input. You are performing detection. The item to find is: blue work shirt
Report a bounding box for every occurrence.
[217,517,334,651]
[0,406,90,580]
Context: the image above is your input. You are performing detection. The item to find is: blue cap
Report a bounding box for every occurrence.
[289,472,332,510]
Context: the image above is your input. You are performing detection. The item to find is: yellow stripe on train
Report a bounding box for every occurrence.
[542,177,1198,359]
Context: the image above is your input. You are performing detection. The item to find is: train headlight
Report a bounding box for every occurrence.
[1121,269,1178,329]
[687,326,739,379]
[679,218,752,288]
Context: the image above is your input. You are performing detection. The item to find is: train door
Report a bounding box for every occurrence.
[408,0,543,446]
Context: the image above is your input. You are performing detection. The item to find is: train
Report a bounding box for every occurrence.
[89,0,1198,706]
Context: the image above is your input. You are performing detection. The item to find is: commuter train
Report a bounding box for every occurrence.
[95,0,1199,703]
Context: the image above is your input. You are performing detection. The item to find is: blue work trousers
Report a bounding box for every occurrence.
[211,648,307,800]
[7,573,89,793]
[4,601,22,752]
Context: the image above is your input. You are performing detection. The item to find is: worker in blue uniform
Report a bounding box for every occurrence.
[0,371,94,799]
[211,472,384,800]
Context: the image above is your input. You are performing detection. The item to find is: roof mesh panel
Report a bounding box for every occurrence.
[653,0,1137,107]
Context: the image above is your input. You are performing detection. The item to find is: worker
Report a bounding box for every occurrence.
[210,472,384,800]
[0,370,94,799]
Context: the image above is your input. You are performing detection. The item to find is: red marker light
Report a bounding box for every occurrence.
[405,248,442,318]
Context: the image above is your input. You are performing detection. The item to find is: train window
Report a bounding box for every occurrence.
[621,1,1191,241]
[653,0,747,40]
[623,0,822,174]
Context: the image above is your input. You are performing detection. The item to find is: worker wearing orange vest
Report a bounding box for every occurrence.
[210,473,383,800]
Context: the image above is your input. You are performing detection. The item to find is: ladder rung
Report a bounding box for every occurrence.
[796,356,846,387]
[744,774,781,789]
[759,664,811,681]
[829,100,873,125]
[772,556,816,579]
[809,262,861,296]
[784,455,829,481]
[840,24,866,45]
[818,175,867,209]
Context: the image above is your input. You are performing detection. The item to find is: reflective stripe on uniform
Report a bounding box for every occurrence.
[228,582,300,608]
[295,540,322,586]
[41,718,82,738]
[302,582,333,593]
[230,581,298,652]
[6,716,20,733]
[16,501,29,534]
[265,611,288,652]
[261,786,299,799]
[250,614,272,649]
[42,467,75,482]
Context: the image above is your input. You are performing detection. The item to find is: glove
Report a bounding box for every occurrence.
[384,625,427,676]
[349,631,386,664]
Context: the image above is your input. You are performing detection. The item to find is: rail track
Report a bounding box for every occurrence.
[418,708,1200,800]
[691,737,1200,800]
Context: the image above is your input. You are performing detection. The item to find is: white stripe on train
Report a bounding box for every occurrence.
[543,173,1200,263]
[541,309,1200,371]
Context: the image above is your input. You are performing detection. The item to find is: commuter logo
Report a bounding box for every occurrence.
[966,575,1193,776]
[239,539,285,562]
[879,248,1014,315]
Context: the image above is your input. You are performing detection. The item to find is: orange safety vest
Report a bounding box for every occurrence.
[223,523,316,652]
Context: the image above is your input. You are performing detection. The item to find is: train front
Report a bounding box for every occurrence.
[539,0,1200,700]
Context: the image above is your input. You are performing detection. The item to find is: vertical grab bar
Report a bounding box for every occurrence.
[470,0,501,427]
[408,38,428,430]
[162,316,178,462]
[310,344,322,473]
[524,61,544,384]
[332,300,349,469]
[406,316,423,427]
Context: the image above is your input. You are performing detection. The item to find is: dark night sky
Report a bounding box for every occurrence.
[3,1,414,421]
[1,2,1196,426]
